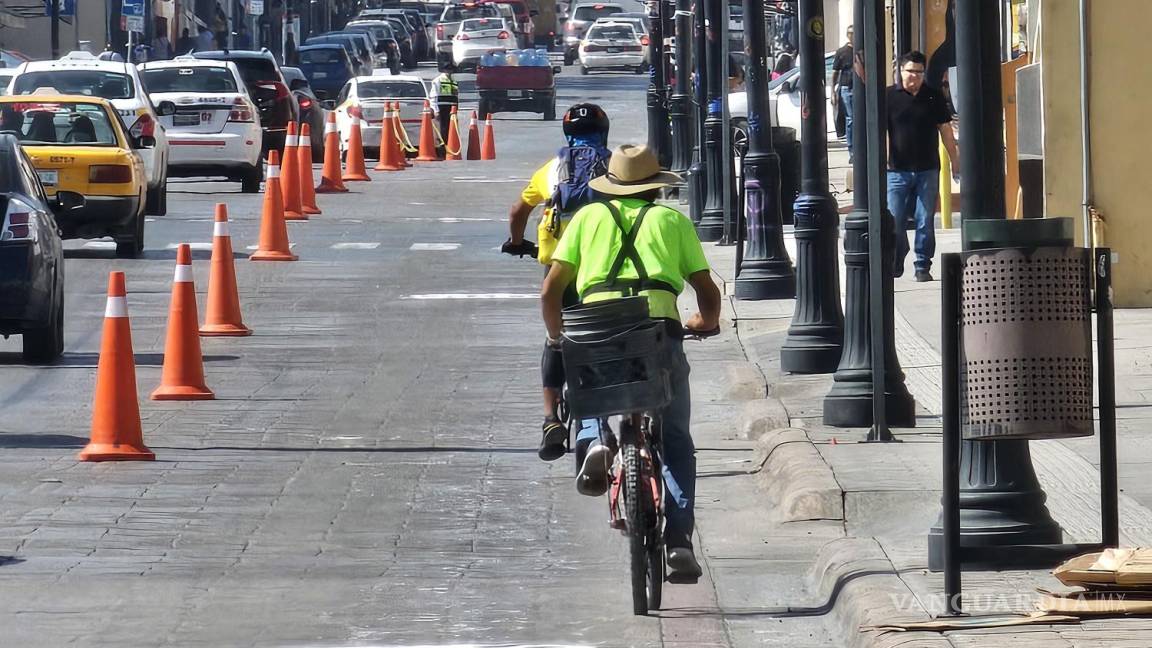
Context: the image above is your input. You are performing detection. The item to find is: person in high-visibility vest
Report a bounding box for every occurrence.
[429,64,460,148]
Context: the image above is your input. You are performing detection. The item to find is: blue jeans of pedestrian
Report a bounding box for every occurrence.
[887,169,939,275]
[839,86,853,153]
[576,338,695,549]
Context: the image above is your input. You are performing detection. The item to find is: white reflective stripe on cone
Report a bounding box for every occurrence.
[285,135,299,147]
[267,164,280,179]
[174,264,193,283]
[213,221,230,237]
[325,121,337,134]
[105,296,128,318]
[300,136,310,147]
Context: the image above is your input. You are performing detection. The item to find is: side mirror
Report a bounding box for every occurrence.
[55,190,85,211]
[156,100,176,116]
[289,78,308,91]
[135,135,157,149]
[320,99,336,110]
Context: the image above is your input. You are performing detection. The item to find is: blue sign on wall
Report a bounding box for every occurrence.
[43,0,76,16]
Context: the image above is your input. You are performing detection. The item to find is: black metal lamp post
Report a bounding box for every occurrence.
[696,0,726,242]
[822,0,915,431]
[669,0,694,174]
[688,0,707,225]
[646,0,671,169]
[780,0,842,371]
[732,0,794,299]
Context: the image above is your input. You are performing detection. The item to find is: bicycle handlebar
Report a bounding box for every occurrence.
[501,238,539,259]
[682,326,720,340]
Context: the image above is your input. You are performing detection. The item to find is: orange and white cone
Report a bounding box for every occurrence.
[200,204,251,337]
[343,115,372,182]
[298,123,321,215]
[480,115,496,160]
[152,244,214,401]
[374,104,405,172]
[445,106,462,161]
[466,109,481,160]
[251,151,298,262]
[280,122,305,220]
[393,102,413,167]
[415,99,439,162]
[316,112,348,193]
[79,272,155,462]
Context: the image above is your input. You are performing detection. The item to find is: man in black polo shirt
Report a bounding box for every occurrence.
[887,50,959,282]
[831,26,853,145]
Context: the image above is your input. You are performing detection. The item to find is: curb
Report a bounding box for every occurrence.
[754,426,844,523]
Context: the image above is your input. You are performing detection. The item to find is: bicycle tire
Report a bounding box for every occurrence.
[647,531,664,610]
[623,442,649,616]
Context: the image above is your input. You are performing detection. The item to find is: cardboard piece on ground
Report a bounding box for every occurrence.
[864,612,1081,632]
[1054,547,1152,588]
[1038,589,1152,615]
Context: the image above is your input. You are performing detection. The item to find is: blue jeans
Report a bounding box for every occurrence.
[576,339,695,549]
[839,86,853,152]
[887,170,939,275]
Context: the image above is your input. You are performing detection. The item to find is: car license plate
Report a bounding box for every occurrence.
[314,71,328,78]
[607,47,620,53]
[37,170,57,186]
[174,113,200,126]
[509,90,526,98]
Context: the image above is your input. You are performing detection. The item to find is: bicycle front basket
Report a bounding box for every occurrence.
[560,319,672,419]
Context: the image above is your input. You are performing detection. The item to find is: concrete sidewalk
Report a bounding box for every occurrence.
[702,149,1152,646]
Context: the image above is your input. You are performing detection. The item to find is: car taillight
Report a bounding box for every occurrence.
[640,35,650,46]
[456,33,470,40]
[89,165,133,183]
[565,22,574,31]
[228,106,254,122]
[298,97,313,111]
[1,202,31,241]
[436,24,445,38]
[130,112,155,138]
[583,43,602,51]
[498,30,510,39]
[348,105,363,120]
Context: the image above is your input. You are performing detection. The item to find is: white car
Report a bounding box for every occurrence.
[728,52,837,147]
[333,75,428,157]
[578,21,645,74]
[8,51,173,215]
[0,70,15,95]
[138,58,263,193]
[452,17,515,69]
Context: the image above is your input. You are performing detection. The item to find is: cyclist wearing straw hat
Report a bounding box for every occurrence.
[541,144,722,580]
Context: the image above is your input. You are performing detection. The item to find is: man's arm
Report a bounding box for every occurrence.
[541,261,576,340]
[428,80,441,115]
[684,269,721,332]
[508,198,535,244]
[830,69,841,104]
[939,121,959,174]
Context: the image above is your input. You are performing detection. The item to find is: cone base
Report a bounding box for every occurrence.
[374,164,405,171]
[250,250,298,262]
[302,205,322,215]
[79,442,155,462]
[151,385,215,400]
[316,183,349,194]
[447,155,462,161]
[200,323,252,337]
[343,174,371,182]
[284,211,309,221]
[416,155,440,162]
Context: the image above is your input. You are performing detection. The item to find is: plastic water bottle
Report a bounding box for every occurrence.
[491,51,506,66]
[506,49,520,66]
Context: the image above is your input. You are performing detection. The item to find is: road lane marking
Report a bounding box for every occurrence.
[166,242,214,250]
[410,243,460,251]
[245,243,297,250]
[405,293,538,300]
[331,242,381,250]
[439,217,493,223]
[82,241,117,250]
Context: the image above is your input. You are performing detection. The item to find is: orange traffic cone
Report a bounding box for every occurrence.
[152,244,214,401]
[316,112,347,193]
[374,104,405,172]
[415,100,439,162]
[79,272,154,462]
[393,102,412,167]
[343,115,371,181]
[298,123,321,215]
[481,115,496,160]
[200,204,251,337]
[280,122,306,220]
[466,109,481,160]
[251,151,298,262]
[445,106,462,161]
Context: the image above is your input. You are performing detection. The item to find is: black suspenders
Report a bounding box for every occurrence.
[584,201,678,298]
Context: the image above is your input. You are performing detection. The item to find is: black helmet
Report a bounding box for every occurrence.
[563,103,609,138]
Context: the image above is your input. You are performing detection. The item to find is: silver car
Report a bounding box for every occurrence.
[562,2,624,65]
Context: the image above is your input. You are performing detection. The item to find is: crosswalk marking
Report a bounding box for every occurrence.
[81,241,117,250]
[245,243,297,250]
[331,242,381,250]
[410,243,460,251]
[166,242,214,251]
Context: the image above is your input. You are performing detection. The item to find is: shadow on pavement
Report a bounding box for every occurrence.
[0,352,240,367]
[0,433,88,448]
[154,445,539,454]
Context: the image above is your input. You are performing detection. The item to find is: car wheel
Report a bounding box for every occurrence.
[241,163,263,193]
[543,100,557,121]
[564,50,575,66]
[23,279,63,364]
[478,99,492,120]
[732,118,749,159]
[580,65,589,75]
[634,66,645,75]
[145,177,167,216]
[115,211,145,258]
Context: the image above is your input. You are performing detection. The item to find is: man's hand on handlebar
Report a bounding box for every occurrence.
[501,238,539,259]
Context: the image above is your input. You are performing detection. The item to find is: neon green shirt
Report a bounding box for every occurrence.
[551,198,710,320]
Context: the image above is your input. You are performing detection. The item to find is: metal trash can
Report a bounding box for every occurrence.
[959,245,1094,440]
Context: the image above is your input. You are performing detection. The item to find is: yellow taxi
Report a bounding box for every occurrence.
[0,95,149,257]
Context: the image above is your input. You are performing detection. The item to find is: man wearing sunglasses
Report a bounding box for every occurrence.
[886,50,959,282]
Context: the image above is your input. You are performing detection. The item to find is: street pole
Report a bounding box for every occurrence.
[646,0,671,169]
[688,0,706,225]
[896,0,911,58]
[822,0,915,431]
[669,0,694,174]
[780,0,842,371]
[696,0,726,242]
[732,0,794,299]
[50,0,61,59]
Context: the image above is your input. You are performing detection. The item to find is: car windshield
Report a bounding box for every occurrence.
[300,48,347,65]
[574,5,622,21]
[768,66,799,90]
[12,70,134,100]
[142,66,238,93]
[0,101,118,146]
[462,18,503,31]
[589,25,635,40]
[442,5,499,21]
[358,81,425,99]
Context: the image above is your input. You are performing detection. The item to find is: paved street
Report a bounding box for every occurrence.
[0,69,836,647]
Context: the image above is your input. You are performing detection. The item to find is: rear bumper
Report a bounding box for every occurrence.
[57,196,141,240]
[581,53,645,67]
[0,242,53,330]
[168,132,261,168]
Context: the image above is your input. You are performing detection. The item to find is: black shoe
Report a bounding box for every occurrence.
[667,546,703,582]
[914,270,934,282]
[538,418,567,461]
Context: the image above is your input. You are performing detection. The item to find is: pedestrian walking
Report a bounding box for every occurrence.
[831,25,853,145]
[151,29,173,60]
[176,28,194,55]
[886,50,960,282]
[196,26,216,52]
[284,31,299,66]
[234,24,252,50]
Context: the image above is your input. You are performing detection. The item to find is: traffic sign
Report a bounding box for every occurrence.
[249,0,264,15]
[44,0,76,16]
[121,0,144,32]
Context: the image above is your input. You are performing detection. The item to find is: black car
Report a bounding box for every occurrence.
[338,25,402,75]
[0,133,75,363]
[358,16,417,69]
[192,49,298,154]
[361,9,430,62]
[303,34,373,76]
[280,67,327,163]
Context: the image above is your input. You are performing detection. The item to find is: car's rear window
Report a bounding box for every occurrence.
[142,67,238,94]
[589,25,636,40]
[300,48,347,65]
[574,5,623,21]
[358,81,425,99]
[12,70,135,100]
[0,101,118,146]
[462,18,503,31]
[348,23,395,40]
[442,4,499,21]
[228,59,280,84]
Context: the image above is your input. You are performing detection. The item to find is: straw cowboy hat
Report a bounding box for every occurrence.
[588,144,682,196]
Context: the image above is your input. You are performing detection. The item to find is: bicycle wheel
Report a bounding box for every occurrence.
[623,441,649,616]
[647,531,664,610]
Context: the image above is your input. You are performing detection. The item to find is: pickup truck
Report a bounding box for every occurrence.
[476,64,558,120]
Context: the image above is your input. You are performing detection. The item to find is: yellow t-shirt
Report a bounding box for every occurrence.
[522,158,563,264]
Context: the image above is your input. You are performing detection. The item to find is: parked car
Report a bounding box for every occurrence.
[601,13,650,60]
[563,2,625,64]
[191,49,299,154]
[331,30,386,71]
[10,51,173,216]
[484,0,534,47]
[341,22,402,74]
[361,2,438,57]
[0,132,68,362]
[579,21,645,74]
[453,18,515,70]
[332,76,428,159]
[280,66,327,162]
[0,95,149,257]
[296,44,357,101]
[139,58,263,192]
[304,34,372,76]
[727,52,837,149]
[0,69,16,95]
[360,9,431,62]
[435,2,502,68]
[376,16,419,69]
